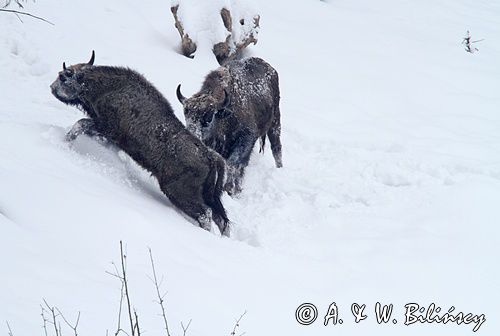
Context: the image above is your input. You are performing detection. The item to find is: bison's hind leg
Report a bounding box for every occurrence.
[196,208,214,231]
[160,183,214,232]
[172,196,213,232]
[267,107,283,168]
[203,159,230,235]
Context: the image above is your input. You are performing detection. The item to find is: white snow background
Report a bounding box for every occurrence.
[1,0,499,335]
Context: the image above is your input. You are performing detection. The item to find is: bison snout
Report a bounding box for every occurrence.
[50,81,61,97]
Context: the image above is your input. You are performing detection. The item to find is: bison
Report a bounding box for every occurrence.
[176,57,282,195]
[50,51,230,235]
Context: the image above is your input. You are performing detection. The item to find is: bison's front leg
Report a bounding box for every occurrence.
[225,131,257,195]
[224,164,243,196]
[65,118,104,142]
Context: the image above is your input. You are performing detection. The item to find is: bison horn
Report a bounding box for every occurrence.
[88,50,95,66]
[176,84,186,104]
[63,62,67,71]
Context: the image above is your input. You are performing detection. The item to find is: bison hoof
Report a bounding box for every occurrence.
[197,209,213,231]
[224,180,242,197]
[221,223,231,237]
[65,132,78,142]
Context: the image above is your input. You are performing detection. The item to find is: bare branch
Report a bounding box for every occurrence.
[108,256,133,336]
[115,329,130,336]
[13,12,22,22]
[0,9,54,25]
[230,311,247,336]
[2,0,25,9]
[108,242,140,336]
[55,308,80,336]
[148,248,171,336]
[6,321,13,336]
[181,319,192,336]
[43,299,60,336]
[119,241,137,336]
[462,30,483,53]
[133,310,140,336]
[114,282,125,336]
[41,305,49,336]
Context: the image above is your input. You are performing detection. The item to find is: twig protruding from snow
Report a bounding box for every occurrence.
[6,321,14,336]
[42,300,62,336]
[462,30,484,53]
[55,308,81,336]
[107,241,141,336]
[230,311,247,336]
[148,248,172,336]
[181,319,192,336]
[41,305,49,336]
[2,0,25,8]
[0,8,54,25]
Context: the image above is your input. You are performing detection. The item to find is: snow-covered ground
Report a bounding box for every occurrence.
[1,0,499,335]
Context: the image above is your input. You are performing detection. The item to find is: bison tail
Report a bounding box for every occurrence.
[203,157,230,235]
[259,134,266,154]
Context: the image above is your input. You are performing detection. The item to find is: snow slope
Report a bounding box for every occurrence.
[1,0,499,335]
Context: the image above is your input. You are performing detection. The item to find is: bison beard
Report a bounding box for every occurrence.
[50,51,230,235]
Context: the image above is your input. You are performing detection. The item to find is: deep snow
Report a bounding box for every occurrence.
[1,0,499,335]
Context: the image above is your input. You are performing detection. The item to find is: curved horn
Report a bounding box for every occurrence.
[176,84,186,104]
[221,89,231,108]
[63,62,67,71]
[88,50,95,66]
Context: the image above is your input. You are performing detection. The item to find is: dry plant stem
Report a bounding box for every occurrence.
[2,0,24,9]
[0,9,54,25]
[55,308,80,336]
[41,306,49,336]
[14,12,22,22]
[6,321,14,336]
[119,241,136,336]
[230,311,247,336]
[43,299,60,336]
[133,311,140,336]
[181,320,192,336]
[148,248,171,336]
[106,253,133,336]
[114,282,125,336]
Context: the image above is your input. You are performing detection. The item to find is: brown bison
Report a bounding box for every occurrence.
[177,57,282,195]
[50,51,230,235]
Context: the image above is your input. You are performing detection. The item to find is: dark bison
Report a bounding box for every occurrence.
[176,57,282,195]
[50,51,230,235]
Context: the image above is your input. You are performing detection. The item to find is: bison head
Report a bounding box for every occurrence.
[50,51,95,104]
[176,84,232,140]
